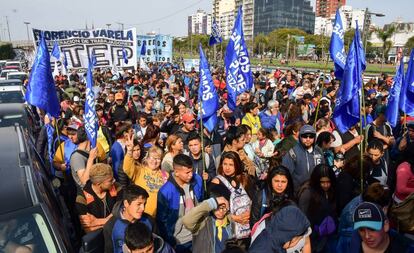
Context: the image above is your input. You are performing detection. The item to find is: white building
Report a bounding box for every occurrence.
[314,6,366,36]
[213,0,236,39]
[314,16,334,36]
[188,10,212,36]
[235,0,254,41]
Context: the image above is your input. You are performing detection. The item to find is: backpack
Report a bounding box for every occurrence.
[315,216,336,236]
[389,193,414,233]
[216,175,252,239]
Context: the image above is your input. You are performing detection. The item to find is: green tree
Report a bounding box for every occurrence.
[0,43,15,60]
[404,35,414,51]
[267,28,307,59]
[376,26,395,64]
[254,33,269,55]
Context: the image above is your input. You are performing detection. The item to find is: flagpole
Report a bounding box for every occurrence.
[313,64,330,126]
[199,99,207,192]
[359,79,366,194]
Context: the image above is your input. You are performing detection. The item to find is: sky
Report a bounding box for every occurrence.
[0,0,412,41]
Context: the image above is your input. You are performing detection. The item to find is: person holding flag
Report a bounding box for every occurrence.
[225,6,253,111]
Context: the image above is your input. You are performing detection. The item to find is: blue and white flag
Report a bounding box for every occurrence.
[122,47,128,64]
[386,59,404,127]
[333,21,366,133]
[51,40,61,61]
[225,6,253,111]
[84,54,98,148]
[140,40,147,56]
[25,32,60,118]
[209,18,222,46]
[45,117,55,175]
[401,49,414,116]
[330,9,346,80]
[198,44,219,132]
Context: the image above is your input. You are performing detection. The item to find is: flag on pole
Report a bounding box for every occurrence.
[330,9,346,80]
[198,44,219,132]
[45,117,55,175]
[225,6,253,111]
[401,49,414,116]
[385,59,405,127]
[209,18,222,46]
[25,32,60,118]
[51,40,61,61]
[139,57,150,72]
[122,47,129,64]
[84,54,98,148]
[333,21,366,133]
[140,40,147,56]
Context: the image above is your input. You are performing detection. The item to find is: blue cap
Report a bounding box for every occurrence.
[353,202,385,231]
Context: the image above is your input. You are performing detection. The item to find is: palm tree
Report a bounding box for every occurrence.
[376,26,396,68]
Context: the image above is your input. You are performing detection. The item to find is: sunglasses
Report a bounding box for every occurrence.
[301,134,315,139]
[186,120,195,124]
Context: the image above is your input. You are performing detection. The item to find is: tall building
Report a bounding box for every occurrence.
[254,0,315,35]
[213,0,236,40]
[235,0,254,41]
[316,0,346,18]
[188,10,212,36]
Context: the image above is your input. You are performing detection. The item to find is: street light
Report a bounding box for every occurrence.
[24,21,30,42]
[106,23,111,30]
[116,22,124,30]
[362,8,385,52]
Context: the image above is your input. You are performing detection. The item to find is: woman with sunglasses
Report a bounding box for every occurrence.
[123,134,169,217]
[250,166,294,227]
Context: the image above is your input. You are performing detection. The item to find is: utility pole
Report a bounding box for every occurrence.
[106,24,111,30]
[24,22,30,42]
[5,16,11,41]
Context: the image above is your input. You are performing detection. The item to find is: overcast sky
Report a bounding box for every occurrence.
[0,0,412,41]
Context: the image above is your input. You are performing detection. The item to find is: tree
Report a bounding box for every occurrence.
[376,26,395,64]
[254,33,268,55]
[0,43,15,60]
[405,36,414,51]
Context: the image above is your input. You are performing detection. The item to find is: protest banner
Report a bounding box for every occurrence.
[32,28,137,70]
[183,59,200,72]
[137,34,172,63]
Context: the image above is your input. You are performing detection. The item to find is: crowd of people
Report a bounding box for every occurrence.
[30,62,414,253]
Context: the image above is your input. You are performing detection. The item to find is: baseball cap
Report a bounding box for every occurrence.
[67,122,80,131]
[299,124,316,136]
[367,89,376,96]
[73,95,80,103]
[131,90,140,96]
[182,112,195,123]
[353,202,385,231]
[115,92,123,100]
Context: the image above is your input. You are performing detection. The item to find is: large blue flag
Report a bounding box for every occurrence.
[141,40,147,56]
[330,9,346,80]
[84,54,98,148]
[385,59,404,127]
[209,18,222,46]
[333,22,366,133]
[198,44,219,132]
[25,32,60,118]
[51,40,61,60]
[401,49,414,116]
[225,6,253,111]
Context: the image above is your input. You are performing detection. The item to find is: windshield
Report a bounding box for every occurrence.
[0,91,25,103]
[0,72,7,78]
[0,208,58,253]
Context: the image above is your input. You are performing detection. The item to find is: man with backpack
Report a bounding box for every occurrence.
[187,132,216,185]
[282,125,325,191]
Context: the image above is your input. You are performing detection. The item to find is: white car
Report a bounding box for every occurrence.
[0,85,25,104]
[0,69,18,80]
[7,72,28,82]
[5,61,22,70]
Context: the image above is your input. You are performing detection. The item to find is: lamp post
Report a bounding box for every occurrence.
[362,8,385,53]
[106,23,111,30]
[116,22,124,30]
[24,22,30,42]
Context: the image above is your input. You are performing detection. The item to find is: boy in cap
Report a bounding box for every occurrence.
[350,201,413,253]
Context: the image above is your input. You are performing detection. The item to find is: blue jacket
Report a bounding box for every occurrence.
[110,141,125,180]
[156,174,204,247]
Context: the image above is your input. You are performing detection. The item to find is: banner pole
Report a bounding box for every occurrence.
[359,81,366,194]
[199,100,207,192]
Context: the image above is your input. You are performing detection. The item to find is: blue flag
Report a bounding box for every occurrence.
[225,6,253,111]
[333,22,366,133]
[122,47,128,64]
[84,54,98,148]
[209,18,222,46]
[401,49,414,116]
[385,59,404,127]
[25,32,60,118]
[330,9,346,80]
[198,44,219,132]
[45,120,55,175]
[141,40,147,56]
[63,53,68,70]
[51,40,61,60]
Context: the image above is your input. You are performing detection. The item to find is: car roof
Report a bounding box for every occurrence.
[0,79,22,84]
[7,72,27,75]
[0,103,26,115]
[0,125,33,214]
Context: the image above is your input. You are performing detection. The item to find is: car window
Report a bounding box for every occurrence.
[0,209,58,253]
[0,90,25,103]
[0,80,22,86]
